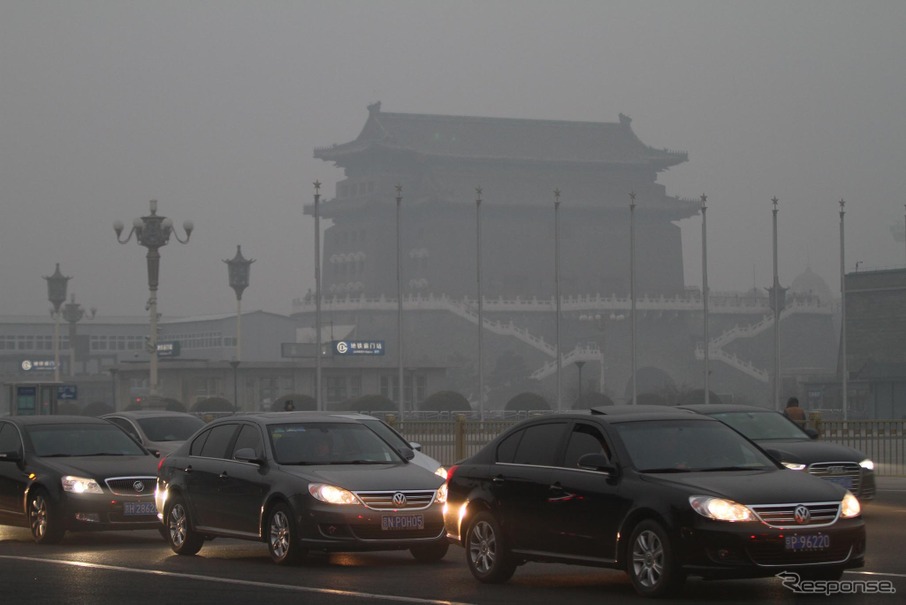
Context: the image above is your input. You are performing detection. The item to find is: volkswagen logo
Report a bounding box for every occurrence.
[392,492,407,507]
[793,505,811,524]
[133,480,146,493]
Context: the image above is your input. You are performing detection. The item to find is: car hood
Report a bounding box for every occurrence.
[280,462,443,491]
[40,455,159,478]
[754,439,866,465]
[648,468,847,505]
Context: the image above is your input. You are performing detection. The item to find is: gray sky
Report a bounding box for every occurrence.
[2,1,905,319]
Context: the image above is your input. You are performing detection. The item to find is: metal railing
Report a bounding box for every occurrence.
[387,416,906,476]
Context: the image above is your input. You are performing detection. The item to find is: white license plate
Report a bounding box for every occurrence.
[123,501,157,516]
[381,514,424,530]
[785,533,831,551]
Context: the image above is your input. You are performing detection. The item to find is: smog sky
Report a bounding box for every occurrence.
[2,1,904,319]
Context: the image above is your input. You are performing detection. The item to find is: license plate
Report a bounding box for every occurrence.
[785,533,830,551]
[123,501,157,516]
[825,476,853,489]
[381,514,424,530]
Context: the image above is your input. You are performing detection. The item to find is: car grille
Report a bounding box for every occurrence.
[746,542,855,566]
[749,502,840,528]
[353,490,437,511]
[808,462,862,493]
[104,477,156,496]
[351,522,445,540]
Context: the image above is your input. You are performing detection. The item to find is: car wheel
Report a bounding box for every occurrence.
[626,520,685,598]
[464,511,516,583]
[27,488,65,545]
[410,540,449,563]
[267,503,306,565]
[165,495,203,555]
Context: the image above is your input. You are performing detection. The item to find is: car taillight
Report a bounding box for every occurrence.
[157,455,168,473]
[446,465,459,483]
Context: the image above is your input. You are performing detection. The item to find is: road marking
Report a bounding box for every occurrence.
[0,555,475,605]
[848,570,906,579]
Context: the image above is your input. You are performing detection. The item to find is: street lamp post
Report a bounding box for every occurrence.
[554,189,562,413]
[61,294,95,377]
[839,199,848,420]
[313,182,323,411]
[476,187,484,420]
[109,367,118,410]
[396,184,405,417]
[43,263,70,383]
[575,360,586,404]
[629,192,637,405]
[114,200,193,399]
[225,244,254,411]
[771,196,782,411]
[701,194,710,404]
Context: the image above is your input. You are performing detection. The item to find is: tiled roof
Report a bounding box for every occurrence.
[316,103,687,168]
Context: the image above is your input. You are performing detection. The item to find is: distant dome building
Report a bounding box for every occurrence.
[790,267,834,306]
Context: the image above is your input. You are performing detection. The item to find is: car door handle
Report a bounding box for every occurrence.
[183,465,193,473]
[219,471,229,479]
[492,475,505,485]
[549,483,565,492]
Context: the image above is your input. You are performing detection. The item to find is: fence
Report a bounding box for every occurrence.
[387,416,906,476]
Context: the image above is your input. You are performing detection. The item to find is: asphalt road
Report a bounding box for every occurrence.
[1,481,904,605]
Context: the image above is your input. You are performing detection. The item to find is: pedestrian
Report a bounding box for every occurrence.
[284,399,295,412]
[783,396,807,428]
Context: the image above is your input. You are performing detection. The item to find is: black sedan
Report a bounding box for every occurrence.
[0,415,161,544]
[443,412,865,598]
[101,410,205,456]
[677,404,876,500]
[155,412,449,565]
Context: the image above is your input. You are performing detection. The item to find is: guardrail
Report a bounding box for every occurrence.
[387,416,906,476]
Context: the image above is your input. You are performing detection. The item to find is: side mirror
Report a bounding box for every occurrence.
[0,450,22,463]
[234,448,264,465]
[398,446,416,461]
[804,428,819,439]
[409,441,423,452]
[577,453,616,474]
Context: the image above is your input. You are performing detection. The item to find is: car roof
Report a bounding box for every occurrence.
[102,410,200,419]
[676,404,779,414]
[211,412,361,425]
[3,415,114,426]
[590,405,696,416]
[515,411,716,426]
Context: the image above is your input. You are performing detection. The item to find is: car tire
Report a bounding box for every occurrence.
[165,495,204,555]
[626,519,685,598]
[464,511,516,583]
[27,488,65,545]
[410,540,449,563]
[267,503,306,565]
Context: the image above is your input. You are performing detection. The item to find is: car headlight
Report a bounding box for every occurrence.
[782,461,807,471]
[62,475,103,494]
[689,496,755,522]
[859,459,874,471]
[434,465,447,479]
[308,483,359,505]
[435,482,447,505]
[841,492,861,518]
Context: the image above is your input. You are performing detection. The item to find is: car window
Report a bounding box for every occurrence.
[711,411,807,440]
[137,416,205,442]
[25,423,147,457]
[562,423,610,469]
[231,424,264,459]
[269,422,402,465]
[496,430,522,463]
[512,422,568,466]
[361,418,409,448]
[0,422,21,454]
[196,424,238,459]
[106,417,142,442]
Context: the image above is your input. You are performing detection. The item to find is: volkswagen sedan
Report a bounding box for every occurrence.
[156,413,449,565]
[444,412,865,597]
[0,415,160,543]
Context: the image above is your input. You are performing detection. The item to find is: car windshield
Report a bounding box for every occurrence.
[359,418,409,449]
[136,416,205,442]
[709,411,808,441]
[614,419,775,472]
[28,424,148,457]
[269,422,404,465]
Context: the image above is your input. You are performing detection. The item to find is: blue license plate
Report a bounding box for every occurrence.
[825,476,853,489]
[785,533,830,551]
[381,514,424,530]
[123,501,157,516]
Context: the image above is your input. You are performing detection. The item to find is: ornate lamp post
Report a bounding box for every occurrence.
[476,186,484,420]
[43,263,70,383]
[701,194,710,404]
[313,182,323,411]
[61,294,95,377]
[839,199,848,420]
[114,200,193,398]
[771,196,783,411]
[396,184,405,416]
[554,189,562,413]
[629,192,637,405]
[225,245,254,411]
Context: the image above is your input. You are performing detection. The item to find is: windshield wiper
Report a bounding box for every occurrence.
[328,460,387,465]
[699,465,765,472]
[641,467,692,473]
[78,452,126,456]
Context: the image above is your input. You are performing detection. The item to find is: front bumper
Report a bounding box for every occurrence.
[295,502,446,552]
[57,493,160,532]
